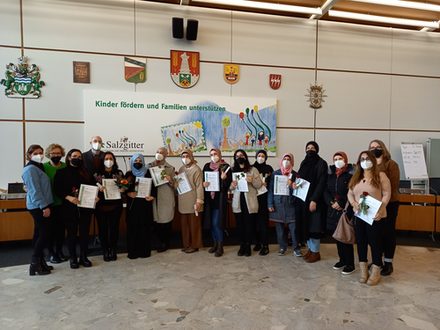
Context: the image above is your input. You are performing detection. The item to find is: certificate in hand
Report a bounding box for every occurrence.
[274,175,290,196]
[149,166,168,187]
[204,171,220,192]
[135,177,152,198]
[233,172,249,192]
[78,184,99,209]
[175,172,192,195]
[102,179,121,200]
[292,178,310,202]
[355,195,382,225]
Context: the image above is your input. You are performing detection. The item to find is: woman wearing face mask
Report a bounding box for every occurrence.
[148,147,175,253]
[230,149,263,257]
[368,139,400,277]
[22,145,54,276]
[268,153,301,257]
[54,149,96,269]
[125,153,156,259]
[177,150,204,253]
[252,150,273,255]
[296,141,328,263]
[348,150,391,286]
[43,144,67,264]
[324,152,355,275]
[202,148,232,257]
[95,152,124,262]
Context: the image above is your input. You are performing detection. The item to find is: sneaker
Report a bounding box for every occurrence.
[333,261,345,270]
[293,249,302,257]
[341,265,355,275]
[278,249,286,256]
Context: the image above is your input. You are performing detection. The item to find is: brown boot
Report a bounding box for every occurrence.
[303,249,312,260]
[359,262,369,283]
[305,251,321,263]
[367,264,381,286]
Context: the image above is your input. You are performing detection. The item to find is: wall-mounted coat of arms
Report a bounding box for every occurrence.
[170,50,200,89]
[1,56,45,98]
[306,83,326,109]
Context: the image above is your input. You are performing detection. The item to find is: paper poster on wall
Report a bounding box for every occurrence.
[84,90,277,156]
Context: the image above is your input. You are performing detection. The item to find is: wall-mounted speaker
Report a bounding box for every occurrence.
[172,17,184,39]
[186,19,198,41]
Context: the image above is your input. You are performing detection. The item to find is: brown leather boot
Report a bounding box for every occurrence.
[367,264,381,286]
[303,249,312,260]
[359,262,369,283]
[305,251,321,263]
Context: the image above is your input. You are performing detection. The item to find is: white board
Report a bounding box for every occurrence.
[400,143,428,179]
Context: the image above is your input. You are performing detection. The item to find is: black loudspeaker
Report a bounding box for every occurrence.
[172,17,184,39]
[186,19,198,41]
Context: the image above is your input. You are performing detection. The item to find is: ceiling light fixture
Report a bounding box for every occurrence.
[329,10,440,29]
[350,0,440,12]
[191,0,322,16]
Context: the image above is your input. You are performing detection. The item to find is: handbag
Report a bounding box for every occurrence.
[332,202,355,244]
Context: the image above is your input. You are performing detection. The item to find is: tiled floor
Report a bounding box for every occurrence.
[1,244,439,329]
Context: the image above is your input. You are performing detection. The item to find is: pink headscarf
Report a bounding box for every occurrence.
[209,148,224,171]
[280,153,294,176]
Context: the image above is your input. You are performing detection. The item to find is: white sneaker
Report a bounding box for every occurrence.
[293,249,302,257]
[278,249,286,256]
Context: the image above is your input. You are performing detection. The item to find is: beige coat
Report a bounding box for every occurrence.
[148,161,175,223]
[230,166,263,214]
[177,163,204,214]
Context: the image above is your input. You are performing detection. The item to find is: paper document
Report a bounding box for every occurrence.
[135,177,152,198]
[149,166,168,187]
[176,172,192,195]
[78,184,98,209]
[233,172,249,192]
[355,195,382,225]
[102,179,121,200]
[292,178,310,202]
[274,175,290,196]
[204,171,220,192]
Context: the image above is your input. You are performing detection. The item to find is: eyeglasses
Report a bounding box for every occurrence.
[360,157,370,161]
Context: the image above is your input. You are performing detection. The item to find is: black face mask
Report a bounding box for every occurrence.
[306,150,316,156]
[372,148,383,158]
[50,156,62,164]
[70,158,82,167]
[236,157,246,165]
[133,163,143,170]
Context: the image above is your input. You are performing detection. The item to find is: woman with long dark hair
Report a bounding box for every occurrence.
[348,150,391,286]
[54,149,96,269]
[22,144,54,276]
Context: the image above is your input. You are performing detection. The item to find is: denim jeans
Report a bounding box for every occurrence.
[211,208,223,242]
[275,222,297,250]
[307,238,320,253]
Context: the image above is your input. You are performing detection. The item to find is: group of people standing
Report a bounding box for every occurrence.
[22,137,399,286]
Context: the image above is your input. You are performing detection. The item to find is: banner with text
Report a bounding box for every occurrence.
[84,90,277,156]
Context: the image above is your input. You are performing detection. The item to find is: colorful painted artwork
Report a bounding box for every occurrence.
[161,121,207,155]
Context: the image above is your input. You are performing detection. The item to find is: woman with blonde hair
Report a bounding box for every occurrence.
[348,150,391,286]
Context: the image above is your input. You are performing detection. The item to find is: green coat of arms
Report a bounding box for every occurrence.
[1,56,45,98]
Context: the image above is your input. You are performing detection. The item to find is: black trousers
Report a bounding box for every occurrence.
[336,241,354,267]
[235,193,254,245]
[126,208,152,258]
[29,209,51,264]
[64,206,92,259]
[355,217,385,266]
[47,206,65,255]
[155,221,172,249]
[382,201,399,260]
[96,206,122,252]
[254,198,269,246]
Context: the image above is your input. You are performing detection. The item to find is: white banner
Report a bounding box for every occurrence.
[84,90,277,156]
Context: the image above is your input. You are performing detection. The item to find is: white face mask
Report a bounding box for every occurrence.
[104,160,114,168]
[92,142,102,151]
[360,160,373,170]
[334,160,345,169]
[282,159,290,168]
[31,154,44,163]
[211,155,220,163]
[256,157,265,164]
[182,158,191,165]
[155,153,164,161]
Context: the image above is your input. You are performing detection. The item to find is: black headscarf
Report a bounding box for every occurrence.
[298,141,321,181]
[252,149,273,176]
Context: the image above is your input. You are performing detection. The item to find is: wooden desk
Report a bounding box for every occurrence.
[396,194,436,232]
[0,199,34,241]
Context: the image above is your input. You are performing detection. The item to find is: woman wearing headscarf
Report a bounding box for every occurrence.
[296,141,328,263]
[22,144,53,275]
[324,151,355,275]
[252,149,273,255]
[177,149,204,253]
[230,149,263,257]
[54,149,96,269]
[348,150,391,286]
[267,153,301,257]
[202,148,232,257]
[125,153,156,259]
[368,139,400,276]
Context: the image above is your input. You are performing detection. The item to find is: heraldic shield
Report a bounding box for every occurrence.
[170,50,200,89]
[269,74,282,90]
[224,64,239,85]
